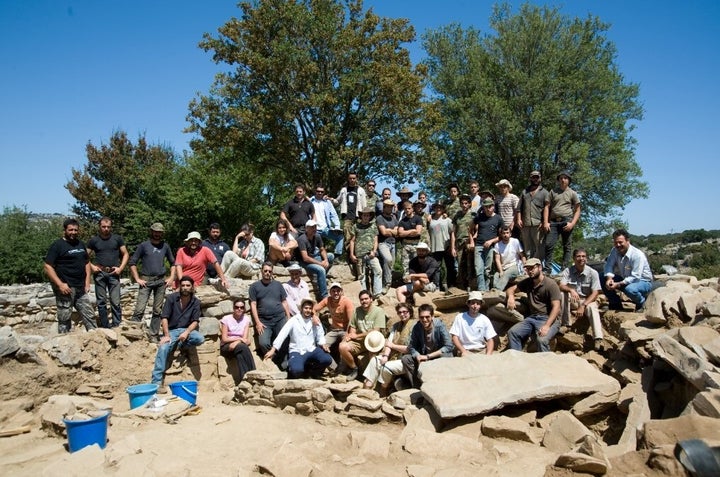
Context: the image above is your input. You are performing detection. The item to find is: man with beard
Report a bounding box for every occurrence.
[203,223,230,278]
[281,184,316,236]
[129,222,176,340]
[250,262,292,360]
[296,220,334,300]
[450,194,475,290]
[150,276,204,385]
[44,218,97,333]
[516,171,550,263]
[602,229,653,311]
[376,199,399,294]
[175,231,228,288]
[87,217,129,328]
[505,258,562,352]
[338,290,387,380]
[282,263,310,317]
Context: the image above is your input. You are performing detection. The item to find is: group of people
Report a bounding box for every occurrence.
[43,169,654,387]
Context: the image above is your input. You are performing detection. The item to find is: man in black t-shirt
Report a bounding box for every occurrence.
[250,262,292,362]
[296,220,334,300]
[281,184,316,236]
[87,217,129,328]
[44,218,97,333]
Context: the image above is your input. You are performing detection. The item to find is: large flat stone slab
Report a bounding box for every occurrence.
[419,351,620,419]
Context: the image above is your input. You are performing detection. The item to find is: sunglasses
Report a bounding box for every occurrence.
[234,305,245,309]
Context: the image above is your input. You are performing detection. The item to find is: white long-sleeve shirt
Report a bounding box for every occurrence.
[604,244,653,285]
[272,314,326,355]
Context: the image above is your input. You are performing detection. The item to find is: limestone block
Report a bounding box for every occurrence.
[272,379,325,394]
[481,415,544,444]
[684,389,720,418]
[652,333,711,390]
[541,411,593,453]
[349,430,390,458]
[274,391,312,408]
[0,325,20,357]
[618,317,666,343]
[401,428,482,459]
[419,350,621,419]
[199,317,220,337]
[640,415,720,449]
[346,407,384,423]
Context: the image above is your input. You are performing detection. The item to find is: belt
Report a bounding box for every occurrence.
[100,266,114,273]
[551,217,567,222]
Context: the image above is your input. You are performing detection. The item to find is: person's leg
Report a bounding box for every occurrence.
[235,343,256,381]
[257,320,275,356]
[482,248,494,289]
[377,243,394,288]
[331,229,344,257]
[507,319,532,351]
[474,246,485,291]
[444,251,456,290]
[306,347,333,376]
[534,316,560,352]
[338,339,357,368]
[54,287,73,333]
[362,355,382,387]
[401,353,420,388]
[544,224,560,273]
[108,274,122,326]
[356,256,368,291]
[381,359,404,385]
[585,302,603,339]
[286,352,306,378]
[131,282,151,322]
[304,263,328,299]
[560,226,573,270]
[623,281,653,309]
[601,274,624,310]
[182,329,205,348]
[521,227,535,259]
[74,290,97,331]
[149,282,166,334]
[94,272,110,328]
[151,328,182,384]
[369,257,383,296]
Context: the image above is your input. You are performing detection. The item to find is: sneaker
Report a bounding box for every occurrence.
[346,367,359,381]
[208,277,219,285]
[381,286,389,295]
[593,338,604,352]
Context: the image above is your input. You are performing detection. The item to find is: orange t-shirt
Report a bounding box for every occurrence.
[315,295,354,330]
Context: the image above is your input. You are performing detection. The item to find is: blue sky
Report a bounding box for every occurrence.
[1,1,718,235]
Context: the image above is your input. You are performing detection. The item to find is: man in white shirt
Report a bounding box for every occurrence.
[263,298,332,378]
[282,263,311,316]
[450,291,497,356]
[602,229,653,311]
[493,225,526,291]
[310,184,344,256]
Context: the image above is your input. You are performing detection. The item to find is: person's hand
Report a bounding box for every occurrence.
[460,349,470,357]
[311,315,321,326]
[321,345,330,353]
[221,278,229,289]
[263,348,276,361]
[575,304,586,319]
[137,279,147,288]
[58,282,71,295]
[507,296,516,311]
[321,259,329,269]
[255,321,266,335]
[517,218,524,229]
[539,324,550,337]
[178,331,189,342]
[563,222,574,232]
[349,254,358,264]
[451,248,457,257]
[483,240,493,250]
[159,336,170,345]
[569,290,580,301]
[541,222,550,233]
[418,355,429,362]
[467,242,475,250]
[380,355,389,364]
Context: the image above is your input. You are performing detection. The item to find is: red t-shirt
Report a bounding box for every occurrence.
[175,246,217,285]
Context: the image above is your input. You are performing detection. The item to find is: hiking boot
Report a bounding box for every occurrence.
[393,377,409,392]
[346,367,359,381]
[594,338,604,352]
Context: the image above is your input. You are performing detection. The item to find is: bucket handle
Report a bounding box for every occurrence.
[181,385,197,398]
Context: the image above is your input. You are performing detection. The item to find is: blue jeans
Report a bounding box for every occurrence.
[603,275,652,309]
[302,253,334,299]
[377,242,395,287]
[319,228,344,256]
[287,348,333,378]
[493,266,521,292]
[94,271,122,327]
[151,327,205,384]
[508,315,560,352]
[474,246,494,291]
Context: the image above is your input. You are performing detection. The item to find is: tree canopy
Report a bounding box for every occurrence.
[186,0,427,193]
[418,3,647,232]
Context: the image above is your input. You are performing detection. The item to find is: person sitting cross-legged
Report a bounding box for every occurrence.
[400,304,454,389]
[338,290,386,381]
[263,298,332,379]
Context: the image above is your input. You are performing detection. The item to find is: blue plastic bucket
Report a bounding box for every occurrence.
[126,383,158,409]
[169,380,198,405]
[63,412,110,453]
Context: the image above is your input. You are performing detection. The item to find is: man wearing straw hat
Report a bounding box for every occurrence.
[150,275,204,386]
[339,290,386,381]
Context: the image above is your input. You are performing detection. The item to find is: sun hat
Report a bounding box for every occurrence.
[287,263,303,272]
[396,187,414,197]
[415,242,430,250]
[467,291,484,303]
[495,179,512,190]
[150,222,165,232]
[184,231,202,242]
[300,297,316,309]
[364,330,385,353]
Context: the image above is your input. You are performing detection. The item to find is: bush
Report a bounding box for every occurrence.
[0,208,65,284]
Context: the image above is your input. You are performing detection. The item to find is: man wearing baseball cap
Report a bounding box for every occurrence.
[296,219,334,299]
[450,291,497,356]
[504,257,562,352]
[396,242,440,304]
[129,222,176,340]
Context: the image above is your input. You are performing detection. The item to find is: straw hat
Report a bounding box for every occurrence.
[364,330,385,353]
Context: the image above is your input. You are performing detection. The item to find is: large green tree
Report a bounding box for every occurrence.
[187,0,426,193]
[419,3,647,231]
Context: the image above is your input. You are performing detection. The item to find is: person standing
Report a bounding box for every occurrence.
[349,207,382,298]
[397,201,423,275]
[203,223,230,279]
[87,217,129,328]
[44,218,97,333]
[310,184,344,257]
[280,184,316,236]
[428,202,455,291]
[516,171,549,262]
[250,262,292,360]
[450,194,475,290]
[376,199,399,294]
[332,172,367,256]
[129,222,176,340]
[364,179,381,212]
[494,179,519,237]
[543,172,581,273]
[469,199,503,291]
[150,276,205,385]
[445,183,461,219]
